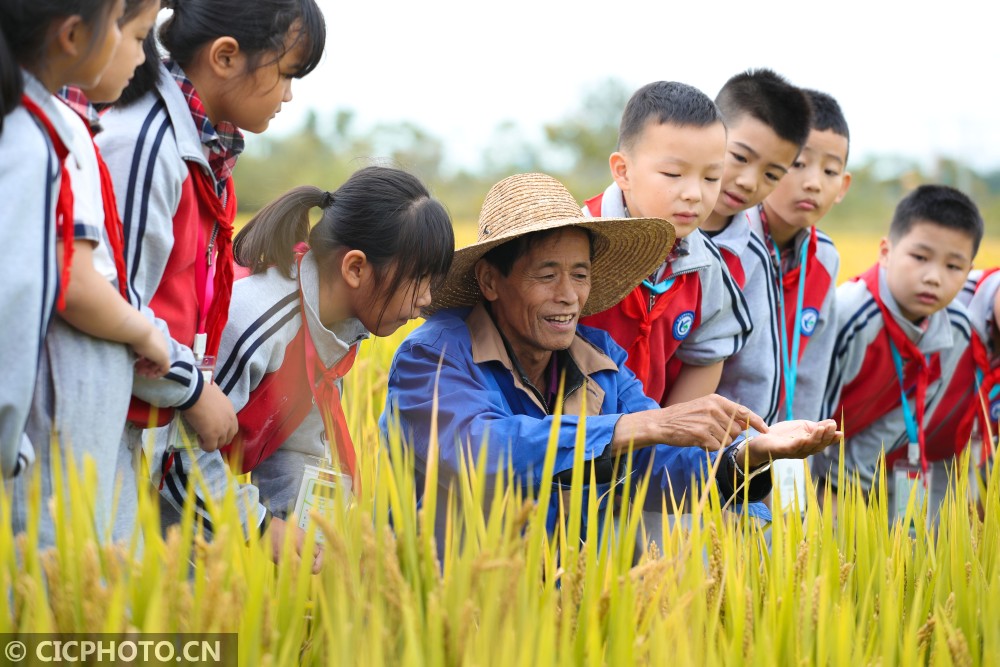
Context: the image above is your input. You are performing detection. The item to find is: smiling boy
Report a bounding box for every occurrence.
[701,70,813,429]
[815,185,983,515]
[580,81,752,408]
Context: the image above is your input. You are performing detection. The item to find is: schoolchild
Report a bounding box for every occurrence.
[757,89,851,507]
[96,0,326,536]
[702,69,812,428]
[579,80,752,407]
[815,185,982,517]
[157,167,454,568]
[922,269,1000,469]
[0,22,61,480]
[2,0,172,546]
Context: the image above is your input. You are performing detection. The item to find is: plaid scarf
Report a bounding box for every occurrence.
[58,86,101,132]
[165,60,244,198]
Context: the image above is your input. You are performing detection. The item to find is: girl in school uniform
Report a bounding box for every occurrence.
[44,0,172,543]
[1,0,171,546]
[158,167,454,568]
[95,0,327,535]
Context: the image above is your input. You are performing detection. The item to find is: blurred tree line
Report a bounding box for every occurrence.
[234,78,1000,234]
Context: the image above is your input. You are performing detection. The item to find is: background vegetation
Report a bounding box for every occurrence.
[234,78,1000,239]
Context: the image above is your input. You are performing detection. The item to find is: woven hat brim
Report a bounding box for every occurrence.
[428,215,676,317]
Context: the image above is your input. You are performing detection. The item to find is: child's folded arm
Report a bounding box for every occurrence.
[57,239,170,376]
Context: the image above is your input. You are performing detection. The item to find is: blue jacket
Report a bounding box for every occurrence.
[379,304,771,534]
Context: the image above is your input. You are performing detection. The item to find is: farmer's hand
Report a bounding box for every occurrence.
[266,517,323,574]
[742,419,842,469]
[182,382,238,451]
[612,394,768,454]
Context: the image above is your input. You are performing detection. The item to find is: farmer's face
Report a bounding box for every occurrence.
[478,228,592,364]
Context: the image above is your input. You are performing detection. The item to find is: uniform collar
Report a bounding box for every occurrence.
[465,302,616,414]
[296,251,369,365]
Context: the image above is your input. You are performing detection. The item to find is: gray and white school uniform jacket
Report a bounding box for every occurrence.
[0,73,60,479]
[959,269,999,329]
[97,62,210,410]
[583,182,752,372]
[813,267,972,492]
[783,227,839,422]
[158,252,369,533]
[710,208,783,424]
[13,99,135,545]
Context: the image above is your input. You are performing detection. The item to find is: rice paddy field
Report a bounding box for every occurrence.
[2,226,999,666]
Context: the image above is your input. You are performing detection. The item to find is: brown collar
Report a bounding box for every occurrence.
[465,302,617,415]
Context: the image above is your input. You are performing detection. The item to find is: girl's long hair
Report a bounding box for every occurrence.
[234,167,455,327]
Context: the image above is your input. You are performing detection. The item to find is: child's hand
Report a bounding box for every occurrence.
[131,327,171,378]
[266,517,323,574]
[182,382,239,451]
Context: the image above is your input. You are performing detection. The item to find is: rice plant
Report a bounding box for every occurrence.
[1,327,998,666]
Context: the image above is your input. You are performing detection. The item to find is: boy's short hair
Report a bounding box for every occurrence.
[618,81,723,152]
[804,89,849,141]
[715,69,812,149]
[890,185,984,257]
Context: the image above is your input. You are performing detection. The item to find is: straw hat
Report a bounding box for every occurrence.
[429,173,676,317]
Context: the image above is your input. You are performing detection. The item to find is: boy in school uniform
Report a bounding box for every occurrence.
[756,90,852,507]
[580,81,752,408]
[700,69,813,428]
[815,185,983,517]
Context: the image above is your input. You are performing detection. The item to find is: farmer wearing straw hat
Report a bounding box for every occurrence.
[380,173,842,534]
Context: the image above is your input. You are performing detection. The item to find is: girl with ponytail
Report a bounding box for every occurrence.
[158,166,454,569]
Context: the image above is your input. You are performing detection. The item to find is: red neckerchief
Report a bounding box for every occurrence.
[21,94,74,311]
[857,264,930,474]
[188,167,236,355]
[617,261,689,388]
[93,142,129,299]
[296,254,361,490]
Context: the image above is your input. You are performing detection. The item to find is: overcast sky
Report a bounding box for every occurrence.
[255,0,998,173]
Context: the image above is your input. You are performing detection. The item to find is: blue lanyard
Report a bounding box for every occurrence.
[889,340,924,465]
[772,238,809,421]
[642,276,676,295]
[974,368,1000,401]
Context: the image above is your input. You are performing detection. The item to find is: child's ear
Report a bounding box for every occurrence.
[610,152,630,192]
[877,236,891,268]
[474,260,499,302]
[206,37,244,79]
[54,15,87,57]
[834,172,853,204]
[340,249,368,289]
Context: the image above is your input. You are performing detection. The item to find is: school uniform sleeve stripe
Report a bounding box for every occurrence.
[746,236,782,420]
[39,132,57,357]
[704,238,752,340]
[833,299,879,358]
[120,100,167,306]
[946,305,972,339]
[127,114,171,307]
[220,307,300,396]
[215,289,299,388]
